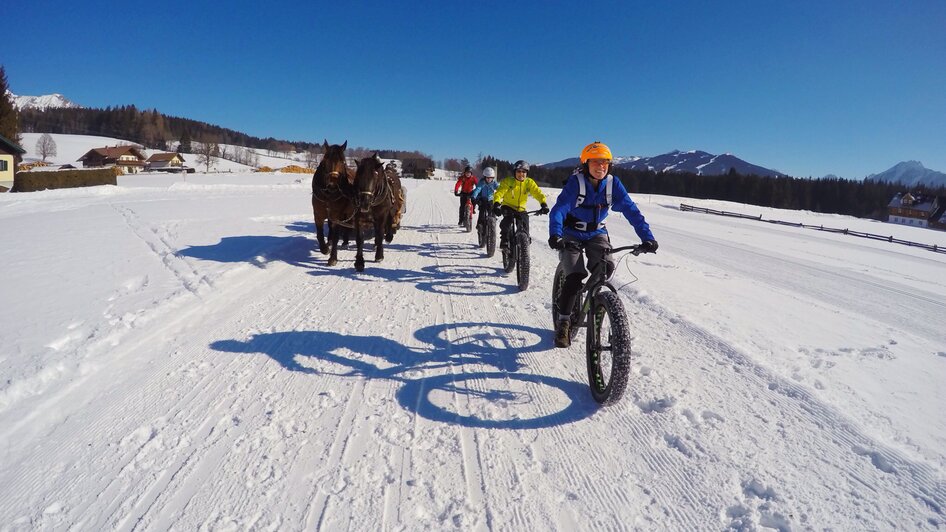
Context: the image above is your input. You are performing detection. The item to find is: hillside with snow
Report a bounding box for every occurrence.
[0,171,944,529]
[18,133,308,174]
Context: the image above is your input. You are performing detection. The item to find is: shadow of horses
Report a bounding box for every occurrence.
[210,322,596,429]
[177,235,318,268]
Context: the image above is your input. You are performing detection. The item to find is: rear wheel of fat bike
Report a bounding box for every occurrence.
[502,230,516,273]
[515,231,531,291]
[586,291,631,405]
[551,265,582,342]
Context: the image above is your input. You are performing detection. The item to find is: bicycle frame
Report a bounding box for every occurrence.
[569,243,642,328]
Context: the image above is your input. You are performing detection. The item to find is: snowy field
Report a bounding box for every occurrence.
[1,168,945,530]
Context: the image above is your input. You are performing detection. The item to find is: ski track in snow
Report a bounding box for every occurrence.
[0,181,943,530]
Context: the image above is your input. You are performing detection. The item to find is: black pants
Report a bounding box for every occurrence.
[475,197,491,228]
[499,210,530,247]
[556,233,613,320]
[458,193,472,222]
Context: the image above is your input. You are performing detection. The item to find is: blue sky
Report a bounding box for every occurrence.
[5,0,945,178]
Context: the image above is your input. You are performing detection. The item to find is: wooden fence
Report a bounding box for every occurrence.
[679,204,945,254]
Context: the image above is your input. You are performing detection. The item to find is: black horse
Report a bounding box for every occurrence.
[348,154,404,272]
[311,140,353,255]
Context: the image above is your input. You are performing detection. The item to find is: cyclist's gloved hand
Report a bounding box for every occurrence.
[640,240,659,253]
[492,203,503,216]
[455,191,461,197]
[548,235,564,250]
[538,203,550,215]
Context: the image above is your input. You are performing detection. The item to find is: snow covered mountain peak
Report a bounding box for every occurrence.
[6,90,83,111]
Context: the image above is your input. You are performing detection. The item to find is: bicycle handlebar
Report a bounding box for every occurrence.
[496,206,547,216]
[564,241,648,256]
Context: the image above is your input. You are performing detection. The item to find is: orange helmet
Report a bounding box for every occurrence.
[580,141,613,164]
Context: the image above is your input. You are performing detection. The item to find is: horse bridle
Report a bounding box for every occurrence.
[357,164,392,210]
[313,160,352,202]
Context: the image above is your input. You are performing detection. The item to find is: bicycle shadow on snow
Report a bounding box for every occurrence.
[306,254,517,296]
[211,322,598,429]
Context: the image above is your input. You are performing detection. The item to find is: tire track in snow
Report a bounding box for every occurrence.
[619,287,946,529]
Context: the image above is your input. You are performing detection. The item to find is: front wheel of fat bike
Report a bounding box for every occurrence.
[515,231,531,291]
[586,291,632,405]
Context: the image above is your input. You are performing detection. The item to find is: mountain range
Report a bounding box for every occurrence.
[8,91,945,187]
[6,91,83,111]
[541,150,787,178]
[865,161,946,189]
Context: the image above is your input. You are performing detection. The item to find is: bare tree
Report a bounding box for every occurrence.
[36,133,57,162]
[195,141,220,172]
[305,147,322,169]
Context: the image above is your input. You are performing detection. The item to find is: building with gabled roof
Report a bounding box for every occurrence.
[145,152,187,172]
[0,133,27,191]
[887,192,942,229]
[77,145,146,174]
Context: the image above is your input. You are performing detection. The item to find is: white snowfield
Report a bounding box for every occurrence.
[1,173,945,531]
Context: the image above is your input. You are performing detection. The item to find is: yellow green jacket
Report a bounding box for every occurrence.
[493,176,547,212]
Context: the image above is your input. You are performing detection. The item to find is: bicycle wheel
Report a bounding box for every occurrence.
[485,218,496,257]
[515,231,531,291]
[551,266,582,341]
[502,232,515,273]
[464,203,473,233]
[586,291,632,405]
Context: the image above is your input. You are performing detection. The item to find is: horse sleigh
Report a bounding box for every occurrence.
[311,142,405,272]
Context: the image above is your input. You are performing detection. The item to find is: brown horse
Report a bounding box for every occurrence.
[311,140,353,255]
[345,154,404,272]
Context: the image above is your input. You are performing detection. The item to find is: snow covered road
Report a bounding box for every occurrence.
[1,177,944,530]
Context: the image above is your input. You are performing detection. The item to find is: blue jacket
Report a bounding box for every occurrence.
[471,179,499,202]
[549,173,654,242]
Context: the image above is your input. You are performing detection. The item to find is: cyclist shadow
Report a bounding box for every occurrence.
[210,322,597,429]
[306,262,517,296]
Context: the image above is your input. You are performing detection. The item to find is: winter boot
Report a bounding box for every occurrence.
[554,319,571,348]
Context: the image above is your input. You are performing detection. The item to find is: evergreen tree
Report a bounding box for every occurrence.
[178,129,192,153]
[0,66,19,143]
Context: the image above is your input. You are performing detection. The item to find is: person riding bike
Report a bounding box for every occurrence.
[548,141,658,348]
[492,160,549,251]
[470,167,500,229]
[454,165,478,225]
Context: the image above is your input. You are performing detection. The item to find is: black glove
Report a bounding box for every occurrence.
[493,203,503,216]
[548,235,564,250]
[455,191,461,197]
[538,203,549,215]
[640,240,659,253]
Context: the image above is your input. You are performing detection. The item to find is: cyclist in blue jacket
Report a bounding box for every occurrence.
[470,167,499,231]
[548,141,658,347]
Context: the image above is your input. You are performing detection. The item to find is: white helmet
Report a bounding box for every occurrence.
[483,167,497,179]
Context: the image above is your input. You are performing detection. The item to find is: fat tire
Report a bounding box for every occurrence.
[586,291,632,406]
[551,265,583,341]
[515,232,531,291]
[485,219,496,257]
[502,238,515,273]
